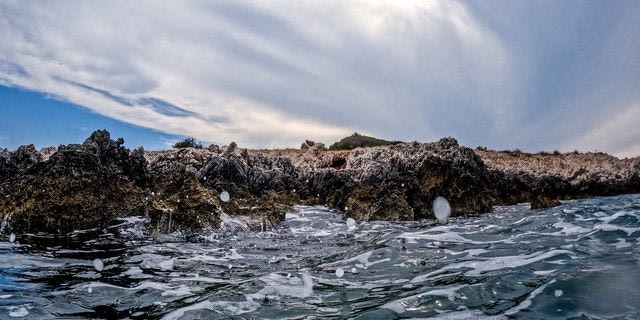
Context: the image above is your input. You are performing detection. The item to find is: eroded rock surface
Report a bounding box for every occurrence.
[1,130,638,235]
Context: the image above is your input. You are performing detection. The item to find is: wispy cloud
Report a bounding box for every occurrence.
[0,1,639,155]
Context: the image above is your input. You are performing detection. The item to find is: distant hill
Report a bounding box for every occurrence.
[328,133,400,150]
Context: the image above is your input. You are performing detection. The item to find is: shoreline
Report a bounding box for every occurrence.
[1,130,639,235]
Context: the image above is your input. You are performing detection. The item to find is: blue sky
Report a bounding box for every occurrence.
[1,1,639,156]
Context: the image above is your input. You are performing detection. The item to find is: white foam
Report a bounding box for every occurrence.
[9,233,15,243]
[552,221,590,235]
[594,223,640,236]
[381,285,466,314]
[533,269,557,276]
[161,297,259,320]
[7,306,29,318]
[301,272,313,297]
[335,267,344,278]
[504,279,556,315]
[158,258,175,271]
[411,250,572,283]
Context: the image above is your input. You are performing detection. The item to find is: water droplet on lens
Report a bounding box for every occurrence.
[220,191,230,202]
[433,196,451,222]
[93,258,104,272]
[9,233,15,243]
[346,218,356,229]
[335,267,344,278]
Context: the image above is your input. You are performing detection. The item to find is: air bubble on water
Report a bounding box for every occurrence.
[433,196,451,222]
[228,264,232,269]
[220,191,230,202]
[9,233,15,243]
[93,259,104,272]
[88,287,92,293]
[346,218,357,229]
[351,267,358,274]
[301,272,313,297]
[554,289,563,297]
[335,267,344,278]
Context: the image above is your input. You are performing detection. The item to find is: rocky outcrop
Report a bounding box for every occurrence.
[478,150,640,207]
[1,130,638,235]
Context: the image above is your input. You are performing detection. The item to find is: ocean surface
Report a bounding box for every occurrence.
[1,194,640,319]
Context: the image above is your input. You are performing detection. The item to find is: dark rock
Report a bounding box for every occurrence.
[2,129,639,236]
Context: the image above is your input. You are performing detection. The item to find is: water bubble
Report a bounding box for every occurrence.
[9,233,15,243]
[93,259,104,272]
[220,191,230,202]
[335,267,344,278]
[554,289,563,297]
[432,196,451,222]
[301,272,313,297]
[228,264,232,269]
[351,267,358,274]
[346,218,357,229]
[88,287,93,293]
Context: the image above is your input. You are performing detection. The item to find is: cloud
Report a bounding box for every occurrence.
[572,101,640,158]
[0,0,639,155]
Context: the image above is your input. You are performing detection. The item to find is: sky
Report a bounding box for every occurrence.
[1,1,639,157]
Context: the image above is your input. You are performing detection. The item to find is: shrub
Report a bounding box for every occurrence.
[172,137,203,149]
[329,132,399,150]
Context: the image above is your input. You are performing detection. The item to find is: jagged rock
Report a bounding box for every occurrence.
[300,140,317,150]
[1,130,639,236]
[308,142,326,156]
[39,146,57,161]
[0,130,148,234]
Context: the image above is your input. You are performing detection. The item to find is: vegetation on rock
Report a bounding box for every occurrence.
[172,137,203,149]
[328,132,399,150]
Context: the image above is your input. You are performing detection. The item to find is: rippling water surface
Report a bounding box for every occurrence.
[2,194,640,319]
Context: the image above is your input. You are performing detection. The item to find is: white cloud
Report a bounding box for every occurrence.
[1,0,638,156]
[0,0,514,148]
[572,102,640,158]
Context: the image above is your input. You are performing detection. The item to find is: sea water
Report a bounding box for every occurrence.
[1,194,640,319]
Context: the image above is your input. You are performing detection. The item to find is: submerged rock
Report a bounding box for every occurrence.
[1,130,638,235]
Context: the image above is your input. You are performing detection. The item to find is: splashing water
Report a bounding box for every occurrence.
[433,196,451,222]
[301,272,313,297]
[1,194,640,318]
[220,191,230,202]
